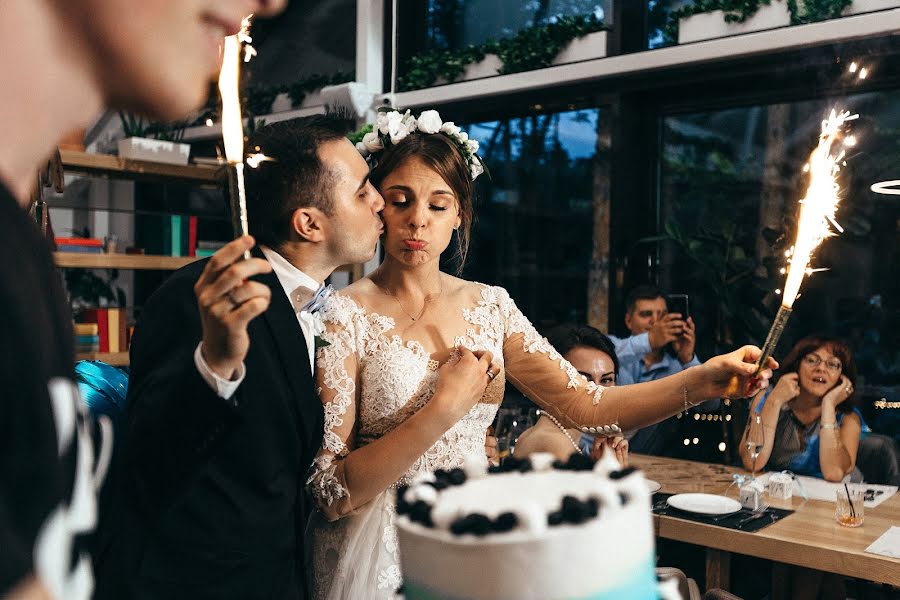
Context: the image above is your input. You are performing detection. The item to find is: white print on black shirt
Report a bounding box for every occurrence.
[34,378,113,600]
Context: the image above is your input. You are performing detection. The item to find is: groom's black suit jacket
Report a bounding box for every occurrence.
[93,247,323,600]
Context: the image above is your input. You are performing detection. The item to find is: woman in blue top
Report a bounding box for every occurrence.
[740,335,868,482]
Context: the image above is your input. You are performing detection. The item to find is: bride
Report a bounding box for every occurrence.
[306,109,774,599]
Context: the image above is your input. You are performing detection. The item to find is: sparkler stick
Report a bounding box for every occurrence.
[727,109,856,396]
[218,17,254,260]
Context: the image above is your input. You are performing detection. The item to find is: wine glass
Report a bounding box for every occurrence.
[745,413,765,480]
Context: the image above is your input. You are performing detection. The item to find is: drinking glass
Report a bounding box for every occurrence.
[835,488,865,527]
[494,407,538,458]
[745,413,765,480]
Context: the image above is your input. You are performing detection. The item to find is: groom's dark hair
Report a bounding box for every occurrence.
[245,113,355,247]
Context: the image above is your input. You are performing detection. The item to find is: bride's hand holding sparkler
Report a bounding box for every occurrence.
[700,345,778,400]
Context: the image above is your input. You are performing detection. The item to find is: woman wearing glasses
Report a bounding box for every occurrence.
[741,335,868,482]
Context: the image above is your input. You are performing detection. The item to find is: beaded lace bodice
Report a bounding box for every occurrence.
[311,286,507,497]
[307,283,620,517]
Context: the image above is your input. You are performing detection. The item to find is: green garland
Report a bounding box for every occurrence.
[787,0,853,24]
[664,0,855,44]
[398,14,605,92]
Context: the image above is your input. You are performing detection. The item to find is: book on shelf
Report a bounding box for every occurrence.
[80,307,130,354]
[55,237,104,254]
[56,237,103,247]
[57,245,104,254]
[74,323,99,336]
[195,239,226,258]
[75,334,100,353]
[138,214,198,257]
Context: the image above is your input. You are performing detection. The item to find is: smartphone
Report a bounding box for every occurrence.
[666,294,690,321]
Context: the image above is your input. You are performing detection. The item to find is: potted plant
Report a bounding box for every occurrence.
[675,1,792,45]
[398,14,607,92]
[117,112,190,165]
[671,0,898,45]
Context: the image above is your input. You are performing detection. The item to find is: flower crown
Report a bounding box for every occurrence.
[352,109,486,180]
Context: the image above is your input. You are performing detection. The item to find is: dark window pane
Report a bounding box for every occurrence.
[418,0,606,51]
[457,108,605,330]
[660,91,900,436]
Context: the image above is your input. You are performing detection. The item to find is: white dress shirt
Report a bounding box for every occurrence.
[194,246,323,399]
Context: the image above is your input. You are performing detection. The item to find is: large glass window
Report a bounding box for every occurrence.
[458,107,607,330]
[659,90,900,439]
[421,0,607,51]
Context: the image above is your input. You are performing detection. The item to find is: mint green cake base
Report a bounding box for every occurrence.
[403,557,659,600]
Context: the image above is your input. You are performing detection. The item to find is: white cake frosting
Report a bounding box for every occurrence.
[395,454,658,600]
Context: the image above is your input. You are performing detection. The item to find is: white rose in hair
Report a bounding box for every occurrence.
[417,110,443,134]
[465,139,479,155]
[457,131,469,142]
[356,142,369,156]
[386,111,409,143]
[440,121,461,136]
[362,131,383,153]
[376,110,394,134]
[390,127,410,144]
[470,159,484,180]
[405,116,418,134]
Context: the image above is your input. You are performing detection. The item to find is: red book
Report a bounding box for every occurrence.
[99,309,109,353]
[82,309,109,352]
[55,237,103,247]
[188,216,198,257]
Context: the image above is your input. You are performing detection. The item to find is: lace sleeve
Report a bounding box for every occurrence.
[306,295,361,521]
[493,287,624,437]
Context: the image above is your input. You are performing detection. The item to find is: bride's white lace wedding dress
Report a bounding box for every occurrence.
[306,283,621,600]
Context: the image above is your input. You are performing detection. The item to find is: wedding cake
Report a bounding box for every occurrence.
[395,452,658,600]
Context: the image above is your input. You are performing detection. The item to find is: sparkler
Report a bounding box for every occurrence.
[218,15,254,260]
[761,109,856,365]
[727,109,857,396]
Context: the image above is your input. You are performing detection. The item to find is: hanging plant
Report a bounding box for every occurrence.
[397,14,605,92]
[497,14,605,75]
[398,45,494,93]
[664,0,856,44]
[787,0,853,24]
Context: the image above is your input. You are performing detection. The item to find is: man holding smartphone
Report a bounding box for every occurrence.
[610,285,719,455]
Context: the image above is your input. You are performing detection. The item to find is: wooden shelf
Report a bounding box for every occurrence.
[59,150,225,186]
[55,252,201,270]
[75,351,129,366]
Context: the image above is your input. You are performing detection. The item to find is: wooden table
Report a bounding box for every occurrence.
[631,454,900,590]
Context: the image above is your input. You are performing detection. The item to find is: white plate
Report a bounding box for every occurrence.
[646,479,662,494]
[667,493,742,516]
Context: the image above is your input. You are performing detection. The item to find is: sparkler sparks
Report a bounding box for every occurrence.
[780,109,856,308]
[744,109,858,380]
[246,152,274,169]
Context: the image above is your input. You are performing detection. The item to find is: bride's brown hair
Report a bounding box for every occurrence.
[370,132,474,272]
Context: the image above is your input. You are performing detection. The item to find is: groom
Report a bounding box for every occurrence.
[93,115,385,600]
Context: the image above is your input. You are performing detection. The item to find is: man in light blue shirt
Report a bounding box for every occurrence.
[609,285,719,454]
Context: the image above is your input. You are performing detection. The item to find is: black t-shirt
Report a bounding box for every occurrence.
[0,183,100,597]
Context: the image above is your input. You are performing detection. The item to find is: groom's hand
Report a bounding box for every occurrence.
[195,236,273,381]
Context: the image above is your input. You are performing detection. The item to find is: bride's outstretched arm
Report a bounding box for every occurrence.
[307,303,493,521]
[495,288,775,433]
